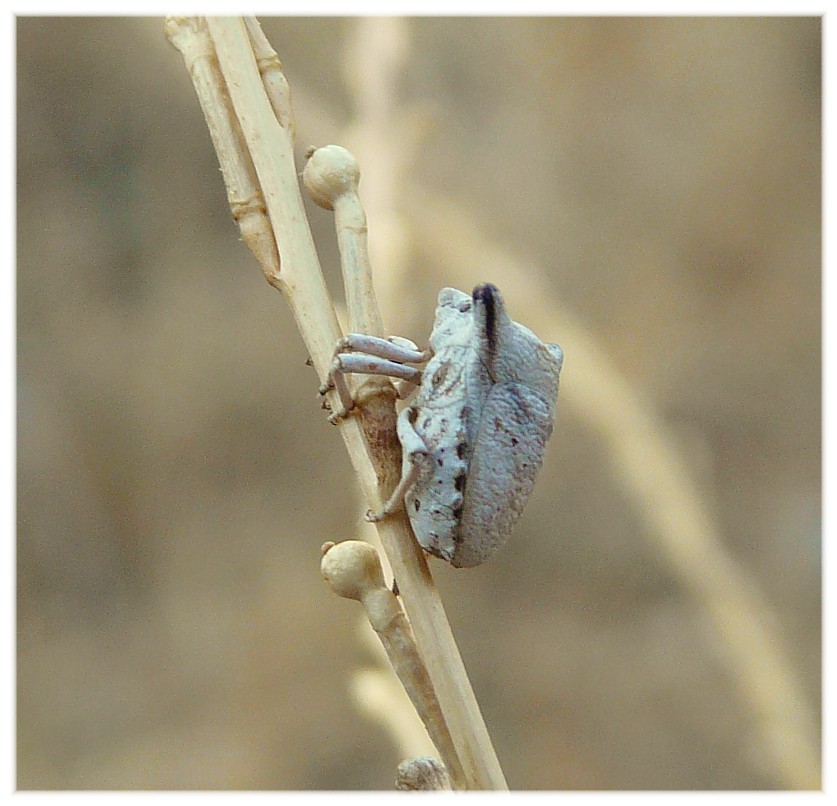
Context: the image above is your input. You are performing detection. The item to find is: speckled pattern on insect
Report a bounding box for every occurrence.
[322,283,564,568]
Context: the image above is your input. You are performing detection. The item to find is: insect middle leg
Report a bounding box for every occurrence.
[367,405,428,521]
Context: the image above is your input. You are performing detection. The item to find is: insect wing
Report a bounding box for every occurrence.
[454,382,556,567]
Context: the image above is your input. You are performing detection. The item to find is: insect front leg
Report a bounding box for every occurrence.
[319,334,430,422]
[367,406,428,521]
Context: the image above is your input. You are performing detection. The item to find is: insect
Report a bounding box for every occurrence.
[321,283,564,567]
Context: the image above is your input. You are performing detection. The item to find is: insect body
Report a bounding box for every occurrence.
[324,283,563,567]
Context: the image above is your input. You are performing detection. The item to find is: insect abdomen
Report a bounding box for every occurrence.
[454,382,555,567]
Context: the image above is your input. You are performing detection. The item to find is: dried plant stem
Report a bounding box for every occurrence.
[351,641,438,762]
[321,540,461,783]
[340,19,434,324]
[163,17,279,283]
[166,15,506,791]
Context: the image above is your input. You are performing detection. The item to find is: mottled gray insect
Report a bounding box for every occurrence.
[322,283,564,567]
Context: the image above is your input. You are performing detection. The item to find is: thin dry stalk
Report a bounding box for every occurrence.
[163,17,279,283]
[166,15,507,791]
[351,634,439,762]
[340,18,428,314]
[321,540,459,781]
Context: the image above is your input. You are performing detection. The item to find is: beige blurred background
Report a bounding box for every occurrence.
[17,17,820,790]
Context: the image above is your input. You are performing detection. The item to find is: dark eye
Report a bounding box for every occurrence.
[457,301,472,313]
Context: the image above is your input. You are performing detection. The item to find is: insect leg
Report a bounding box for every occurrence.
[320,354,424,422]
[337,334,429,364]
[328,354,423,384]
[318,335,430,423]
[367,406,428,521]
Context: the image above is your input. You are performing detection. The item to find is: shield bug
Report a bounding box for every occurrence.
[321,283,563,567]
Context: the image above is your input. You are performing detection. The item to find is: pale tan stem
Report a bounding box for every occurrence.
[321,541,464,788]
[164,16,279,283]
[340,18,431,314]
[303,145,381,337]
[242,16,296,142]
[205,18,338,352]
[301,144,505,789]
[351,662,438,761]
[302,145,398,417]
[168,16,507,790]
[299,142,505,788]
[329,27,508,785]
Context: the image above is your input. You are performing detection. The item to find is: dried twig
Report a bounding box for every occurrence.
[165,15,507,791]
[321,540,460,784]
